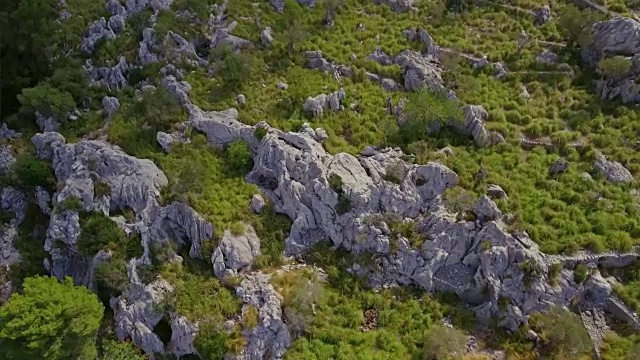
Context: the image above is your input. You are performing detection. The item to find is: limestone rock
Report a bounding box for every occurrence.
[111,261,174,356]
[270,0,285,12]
[153,202,214,259]
[0,188,27,268]
[107,0,126,15]
[81,17,116,54]
[368,46,395,66]
[493,62,507,79]
[395,50,445,92]
[251,194,266,214]
[0,124,21,139]
[487,184,507,199]
[228,274,291,359]
[35,186,52,215]
[169,313,199,357]
[588,17,640,64]
[102,96,120,120]
[85,56,130,90]
[276,81,289,90]
[533,5,552,26]
[473,195,502,222]
[260,27,274,47]
[188,107,258,149]
[212,225,261,278]
[536,49,559,64]
[303,88,346,117]
[108,14,126,33]
[458,105,505,147]
[36,112,60,132]
[0,146,15,175]
[594,152,634,183]
[237,94,247,106]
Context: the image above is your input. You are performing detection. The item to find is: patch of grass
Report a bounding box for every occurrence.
[574,264,589,284]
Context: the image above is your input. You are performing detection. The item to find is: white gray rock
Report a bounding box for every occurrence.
[303,88,346,117]
[457,105,505,147]
[367,46,395,66]
[237,94,247,106]
[102,96,120,120]
[156,131,191,153]
[536,49,559,64]
[260,27,274,47]
[395,50,445,92]
[276,81,289,90]
[228,274,291,359]
[487,184,507,199]
[111,261,173,356]
[251,194,265,214]
[107,0,126,15]
[0,188,27,269]
[108,14,126,33]
[81,17,116,54]
[84,56,130,90]
[169,313,199,357]
[473,196,502,222]
[212,225,261,278]
[0,146,15,175]
[36,112,60,132]
[549,158,569,176]
[533,5,552,26]
[0,124,21,139]
[35,186,52,215]
[594,152,634,183]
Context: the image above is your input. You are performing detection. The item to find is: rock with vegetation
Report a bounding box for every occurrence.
[593,152,634,183]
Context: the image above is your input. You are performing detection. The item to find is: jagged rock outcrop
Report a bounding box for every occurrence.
[457,105,505,147]
[0,188,27,268]
[188,107,258,149]
[107,0,127,15]
[368,46,395,66]
[102,96,120,120]
[0,124,21,139]
[395,50,447,93]
[36,186,52,215]
[593,152,634,183]
[85,56,130,90]
[169,313,199,357]
[228,274,291,359]
[536,49,559,64]
[212,225,261,278]
[139,28,159,65]
[302,88,346,117]
[81,17,117,54]
[111,260,174,356]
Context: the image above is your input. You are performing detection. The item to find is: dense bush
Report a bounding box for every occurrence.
[0,276,104,360]
[423,324,467,360]
[529,307,592,359]
[400,89,464,144]
[598,56,633,77]
[77,213,128,256]
[99,340,146,360]
[8,154,56,190]
[18,83,76,119]
[211,45,253,91]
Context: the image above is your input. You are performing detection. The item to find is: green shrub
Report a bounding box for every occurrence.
[229,221,247,236]
[422,324,467,360]
[77,213,128,256]
[529,307,592,359]
[94,181,111,198]
[574,264,589,284]
[95,258,129,299]
[194,323,231,360]
[99,340,146,360]
[225,140,253,176]
[10,155,56,190]
[519,259,542,288]
[328,174,344,193]
[254,127,268,140]
[211,45,253,91]
[336,193,352,215]
[18,83,75,119]
[598,56,633,77]
[548,263,563,287]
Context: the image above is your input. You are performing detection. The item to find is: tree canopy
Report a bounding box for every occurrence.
[0,276,104,360]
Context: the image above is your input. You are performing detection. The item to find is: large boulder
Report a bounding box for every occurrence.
[212,225,261,278]
[593,152,634,183]
[395,50,445,92]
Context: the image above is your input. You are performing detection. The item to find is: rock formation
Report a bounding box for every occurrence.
[212,225,261,278]
[302,88,347,117]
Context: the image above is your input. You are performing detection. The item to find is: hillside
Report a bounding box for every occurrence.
[1,0,640,358]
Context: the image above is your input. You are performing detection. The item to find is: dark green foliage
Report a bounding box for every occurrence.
[400,89,464,144]
[8,154,56,190]
[77,213,128,256]
[224,140,253,176]
[601,332,640,360]
[598,57,633,77]
[328,174,344,193]
[18,83,76,119]
[530,307,592,360]
[557,5,604,48]
[254,127,268,140]
[173,0,218,22]
[99,340,147,360]
[211,45,253,91]
[0,276,104,360]
[422,324,467,360]
[95,258,128,299]
[574,264,589,284]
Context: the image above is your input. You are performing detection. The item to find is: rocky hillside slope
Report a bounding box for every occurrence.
[1,0,640,359]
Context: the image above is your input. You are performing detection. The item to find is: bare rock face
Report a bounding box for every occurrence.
[303,88,346,117]
[111,261,174,356]
[102,96,120,120]
[169,313,199,357]
[395,50,446,93]
[212,225,261,278]
[251,194,266,214]
[85,56,130,90]
[533,5,552,26]
[594,152,634,183]
[228,274,291,359]
[473,196,502,222]
[0,188,27,269]
[81,17,116,54]
[457,105,505,147]
[188,107,258,149]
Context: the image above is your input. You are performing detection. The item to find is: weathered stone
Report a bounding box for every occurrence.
[395,50,445,92]
[374,0,417,12]
[169,313,199,357]
[260,27,274,47]
[593,152,634,183]
[533,5,552,26]
[487,184,507,199]
[236,94,246,106]
[549,158,569,176]
[81,17,116,54]
[457,105,505,147]
[536,49,559,64]
[102,96,120,120]
[251,194,266,214]
[473,196,502,222]
[212,225,261,278]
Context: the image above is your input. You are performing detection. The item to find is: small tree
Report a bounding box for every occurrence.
[597,56,633,77]
[225,140,253,176]
[9,154,56,190]
[557,5,604,48]
[18,83,76,119]
[0,276,104,360]
[99,340,146,360]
